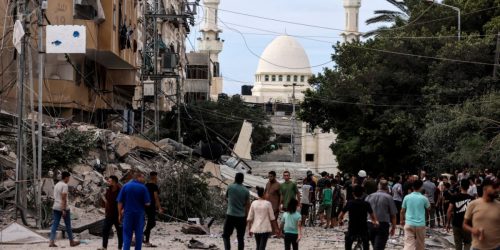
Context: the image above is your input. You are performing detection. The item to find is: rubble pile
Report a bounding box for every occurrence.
[0,118,207,228]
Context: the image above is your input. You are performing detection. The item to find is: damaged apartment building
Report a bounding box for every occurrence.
[0,0,196,132]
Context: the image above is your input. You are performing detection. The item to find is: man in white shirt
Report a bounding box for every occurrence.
[49,171,80,247]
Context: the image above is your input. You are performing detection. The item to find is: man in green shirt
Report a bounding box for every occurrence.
[280,171,300,212]
[223,173,250,250]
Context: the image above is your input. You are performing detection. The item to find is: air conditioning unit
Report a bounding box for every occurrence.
[161,52,178,74]
[143,81,154,96]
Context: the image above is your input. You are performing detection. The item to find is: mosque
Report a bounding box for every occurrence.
[238,0,362,173]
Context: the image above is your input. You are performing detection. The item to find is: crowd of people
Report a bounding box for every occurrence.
[224,168,499,250]
[49,171,163,250]
[47,167,499,250]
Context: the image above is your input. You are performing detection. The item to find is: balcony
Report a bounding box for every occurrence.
[45,0,138,70]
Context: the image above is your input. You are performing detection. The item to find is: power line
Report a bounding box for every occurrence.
[219,18,335,69]
[205,4,500,35]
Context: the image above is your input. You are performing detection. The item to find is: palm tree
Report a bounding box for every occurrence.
[364,0,410,37]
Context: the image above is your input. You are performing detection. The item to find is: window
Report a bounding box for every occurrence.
[300,76,305,82]
[278,75,283,82]
[213,62,220,77]
[265,75,269,81]
[306,124,314,133]
[186,65,209,79]
[346,13,349,27]
[271,75,276,81]
[293,75,298,82]
[286,75,291,82]
[305,154,315,162]
[74,0,98,20]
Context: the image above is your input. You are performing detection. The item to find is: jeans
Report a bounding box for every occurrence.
[254,232,270,250]
[345,231,369,250]
[50,209,73,241]
[222,215,246,250]
[428,203,436,227]
[102,216,123,249]
[403,225,426,250]
[452,226,471,250]
[143,210,156,243]
[394,200,402,225]
[369,222,390,250]
[123,211,145,250]
[284,233,298,250]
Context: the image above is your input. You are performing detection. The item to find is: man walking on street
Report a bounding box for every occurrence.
[280,171,300,212]
[422,171,437,228]
[49,171,80,247]
[265,171,281,222]
[222,173,250,250]
[338,185,379,250]
[365,180,397,250]
[446,179,472,250]
[143,171,163,247]
[98,176,122,250]
[392,176,403,225]
[463,179,500,250]
[117,172,151,250]
[401,180,430,250]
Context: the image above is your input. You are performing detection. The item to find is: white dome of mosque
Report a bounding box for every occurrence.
[256,35,312,75]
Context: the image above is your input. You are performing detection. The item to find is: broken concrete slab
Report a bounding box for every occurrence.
[113,135,159,158]
[72,164,93,175]
[0,222,49,244]
[118,163,132,171]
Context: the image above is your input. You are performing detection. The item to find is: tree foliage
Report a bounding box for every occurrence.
[161,96,275,157]
[42,129,95,173]
[300,0,500,175]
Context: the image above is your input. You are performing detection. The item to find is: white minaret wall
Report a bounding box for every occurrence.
[342,0,361,43]
[198,0,224,99]
[199,0,223,60]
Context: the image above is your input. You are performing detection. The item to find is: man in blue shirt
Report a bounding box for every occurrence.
[401,180,430,250]
[117,172,151,250]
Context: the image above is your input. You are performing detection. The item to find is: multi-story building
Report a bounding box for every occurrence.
[2,0,140,126]
[0,0,194,132]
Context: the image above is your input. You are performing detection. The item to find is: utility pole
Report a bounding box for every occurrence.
[140,0,196,141]
[494,32,500,79]
[176,76,182,143]
[14,0,28,221]
[36,0,46,229]
[284,83,303,162]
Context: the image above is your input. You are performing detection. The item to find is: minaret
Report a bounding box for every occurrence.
[198,0,223,99]
[341,0,361,42]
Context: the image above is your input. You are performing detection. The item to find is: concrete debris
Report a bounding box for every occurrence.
[0,222,49,244]
[181,224,208,235]
[41,178,55,196]
[187,238,218,249]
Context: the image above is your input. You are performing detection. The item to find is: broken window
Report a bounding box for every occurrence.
[187,65,209,79]
[74,0,105,23]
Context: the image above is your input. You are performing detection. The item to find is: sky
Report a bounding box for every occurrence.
[187,0,397,94]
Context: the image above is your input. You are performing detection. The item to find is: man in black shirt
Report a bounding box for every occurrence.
[99,175,122,250]
[339,185,378,250]
[446,179,473,250]
[143,171,164,247]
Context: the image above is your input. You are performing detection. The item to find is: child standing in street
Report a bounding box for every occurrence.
[280,198,302,250]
